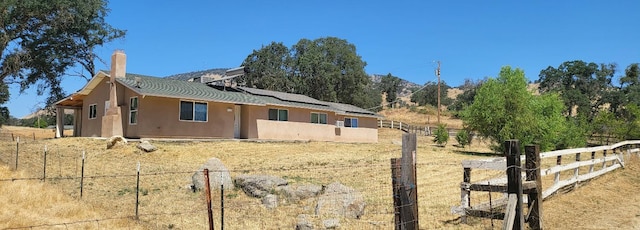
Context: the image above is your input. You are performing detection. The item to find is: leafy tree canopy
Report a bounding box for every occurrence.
[537,60,615,121]
[241,37,379,110]
[463,66,584,152]
[0,0,126,107]
[448,78,484,113]
[410,81,451,107]
[380,73,401,107]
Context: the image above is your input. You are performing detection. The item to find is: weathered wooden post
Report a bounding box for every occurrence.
[525,145,543,230]
[203,168,214,230]
[43,145,48,182]
[461,167,471,223]
[505,140,523,230]
[15,136,19,170]
[602,150,607,169]
[220,173,225,230]
[401,133,418,229]
[574,152,581,188]
[589,151,596,173]
[135,162,140,220]
[80,150,85,198]
[391,133,419,230]
[390,158,402,229]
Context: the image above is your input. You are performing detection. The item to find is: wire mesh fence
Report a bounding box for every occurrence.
[0,130,515,230]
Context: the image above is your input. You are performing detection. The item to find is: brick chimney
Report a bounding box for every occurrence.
[110,50,127,82]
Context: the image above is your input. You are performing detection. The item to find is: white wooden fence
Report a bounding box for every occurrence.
[452,140,640,219]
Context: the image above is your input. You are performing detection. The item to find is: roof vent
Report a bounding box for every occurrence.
[135,77,142,88]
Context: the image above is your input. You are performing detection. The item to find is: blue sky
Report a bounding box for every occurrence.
[7,1,640,118]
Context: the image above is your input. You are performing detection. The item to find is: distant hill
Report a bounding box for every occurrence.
[370,74,421,97]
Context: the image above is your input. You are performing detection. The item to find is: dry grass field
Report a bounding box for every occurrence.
[0,122,639,229]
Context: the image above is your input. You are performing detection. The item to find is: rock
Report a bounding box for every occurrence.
[278,184,323,201]
[106,136,127,149]
[262,194,278,209]
[323,218,340,229]
[296,214,314,230]
[191,158,234,191]
[136,140,157,152]
[315,182,365,219]
[234,175,287,198]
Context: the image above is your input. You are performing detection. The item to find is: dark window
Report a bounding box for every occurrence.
[180,101,193,121]
[89,104,97,119]
[180,101,208,122]
[345,118,358,128]
[268,109,288,121]
[311,113,327,124]
[129,97,138,124]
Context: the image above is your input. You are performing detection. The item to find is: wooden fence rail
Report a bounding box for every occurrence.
[377,120,461,136]
[452,140,640,223]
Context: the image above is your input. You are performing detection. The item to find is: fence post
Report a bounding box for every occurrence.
[220,173,225,230]
[505,140,523,230]
[80,150,85,198]
[15,137,19,170]
[135,162,140,220]
[589,151,596,173]
[43,145,48,182]
[203,168,214,230]
[525,145,543,230]
[603,150,608,169]
[574,152,581,187]
[554,156,561,185]
[400,133,418,229]
[461,167,471,223]
[390,158,402,229]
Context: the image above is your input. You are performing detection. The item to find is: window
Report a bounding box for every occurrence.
[268,109,288,121]
[180,101,207,122]
[89,104,97,119]
[310,113,327,124]
[345,118,358,128]
[129,97,138,124]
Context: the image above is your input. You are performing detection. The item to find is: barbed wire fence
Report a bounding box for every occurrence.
[0,131,506,230]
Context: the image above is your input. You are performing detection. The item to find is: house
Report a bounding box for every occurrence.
[54,50,380,143]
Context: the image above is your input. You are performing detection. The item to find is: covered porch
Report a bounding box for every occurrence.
[54,94,85,138]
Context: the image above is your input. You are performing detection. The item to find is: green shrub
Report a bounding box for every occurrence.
[433,124,449,147]
[33,119,48,128]
[455,129,473,147]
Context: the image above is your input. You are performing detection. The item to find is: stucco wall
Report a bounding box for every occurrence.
[255,119,377,143]
[81,77,111,137]
[132,96,235,139]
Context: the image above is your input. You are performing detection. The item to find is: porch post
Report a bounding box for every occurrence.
[55,107,64,138]
[73,108,82,137]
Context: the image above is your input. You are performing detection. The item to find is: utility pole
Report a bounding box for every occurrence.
[437,61,441,124]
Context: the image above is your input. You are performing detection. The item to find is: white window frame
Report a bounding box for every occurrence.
[129,97,138,125]
[268,108,288,121]
[179,100,208,122]
[310,112,328,124]
[344,117,359,128]
[88,104,97,119]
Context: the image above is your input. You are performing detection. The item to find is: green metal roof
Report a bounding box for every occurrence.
[106,71,380,118]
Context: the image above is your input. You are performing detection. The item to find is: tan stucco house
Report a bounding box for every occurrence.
[55,51,380,143]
